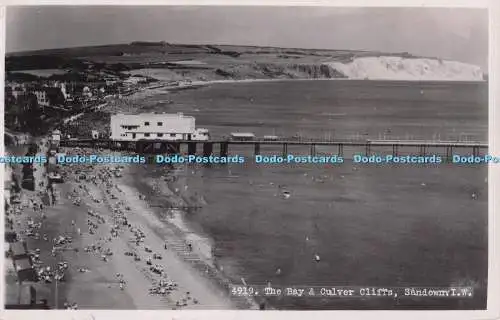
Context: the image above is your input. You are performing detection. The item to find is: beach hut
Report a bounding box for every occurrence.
[9,242,28,260]
[14,258,37,283]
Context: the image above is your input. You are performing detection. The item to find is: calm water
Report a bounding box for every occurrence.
[136,80,488,309]
[139,80,488,141]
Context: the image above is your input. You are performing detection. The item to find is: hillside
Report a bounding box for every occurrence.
[6,42,486,82]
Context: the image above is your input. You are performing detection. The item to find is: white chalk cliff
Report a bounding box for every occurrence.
[323,56,484,81]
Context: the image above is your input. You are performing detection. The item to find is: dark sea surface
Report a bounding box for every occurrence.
[134,80,488,309]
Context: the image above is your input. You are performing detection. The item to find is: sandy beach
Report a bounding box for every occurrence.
[6,138,258,309]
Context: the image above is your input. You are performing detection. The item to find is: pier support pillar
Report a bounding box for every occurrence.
[135,141,144,154]
[164,142,170,154]
[173,143,181,154]
[203,142,213,157]
[146,155,156,164]
[392,144,398,157]
[159,142,168,154]
[365,144,371,157]
[220,142,229,157]
[282,143,288,157]
[145,142,154,154]
[445,146,453,162]
[420,145,426,156]
[153,142,161,153]
[128,142,136,152]
[472,146,479,157]
[338,144,344,157]
[310,144,316,157]
[254,143,261,156]
[188,142,197,156]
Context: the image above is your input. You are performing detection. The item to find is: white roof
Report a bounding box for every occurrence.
[230,132,255,137]
[112,112,190,118]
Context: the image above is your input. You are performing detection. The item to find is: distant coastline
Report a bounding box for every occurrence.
[6,43,486,83]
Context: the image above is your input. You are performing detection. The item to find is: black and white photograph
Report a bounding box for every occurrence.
[3,5,490,311]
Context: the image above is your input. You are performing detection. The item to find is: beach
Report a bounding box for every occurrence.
[6,139,258,309]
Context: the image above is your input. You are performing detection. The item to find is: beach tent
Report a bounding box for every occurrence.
[14,258,37,283]
[9,242,28,260]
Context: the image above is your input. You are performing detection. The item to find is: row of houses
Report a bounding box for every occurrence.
[4,160,48,309]
[8,81,71,104]
[6,70,155,111]
[6,75,124,109]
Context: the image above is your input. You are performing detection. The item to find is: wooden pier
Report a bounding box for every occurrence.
[59,138,488,161]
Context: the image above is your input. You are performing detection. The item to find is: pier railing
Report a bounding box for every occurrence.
[59,138,488,161]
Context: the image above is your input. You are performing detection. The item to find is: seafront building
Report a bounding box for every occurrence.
[110,113,209,141]
[33,90,50,107]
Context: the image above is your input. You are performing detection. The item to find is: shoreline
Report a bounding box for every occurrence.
[136,77,487,91]
[123,162,261,309]
[102,76,486,112]
[188,78,487,84]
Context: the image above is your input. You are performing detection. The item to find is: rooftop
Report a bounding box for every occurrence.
[230,132,255,137]
[14,258,33,271]
[112,112,192,118]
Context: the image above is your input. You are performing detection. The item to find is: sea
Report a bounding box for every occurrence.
[130,80,488,309]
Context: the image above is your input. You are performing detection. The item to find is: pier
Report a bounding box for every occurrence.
[59,138,488,161]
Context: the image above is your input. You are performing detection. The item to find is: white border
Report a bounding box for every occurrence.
[1,1,498,320]
[0,3,6,315]
[0,0,493,7]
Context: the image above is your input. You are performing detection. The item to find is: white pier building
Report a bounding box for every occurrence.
[110,112,209,141]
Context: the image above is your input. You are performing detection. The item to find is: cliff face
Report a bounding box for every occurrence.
[212,63,346,80]
[209,57,484,82]
[322,56,484,81]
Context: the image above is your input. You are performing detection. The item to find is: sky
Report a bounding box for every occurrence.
[6,6,489,69]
